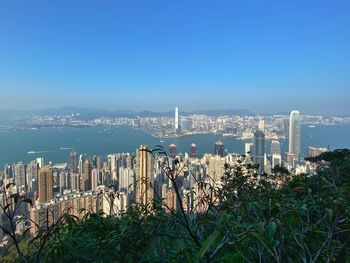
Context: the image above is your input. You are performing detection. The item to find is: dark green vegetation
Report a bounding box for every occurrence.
[1,149,350,262]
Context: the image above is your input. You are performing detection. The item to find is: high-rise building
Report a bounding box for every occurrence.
[253,130,265,174]
[180,119,189,132]
[245,142,253,156]
[36,157,44,169]
[14,161,26,189]
[271,141,282,168]
[208,155,225,183]
[96,156,103,170]
[38,167,53,203]
[136,145,154,205]
[174,107,179,131]
[82,159,91,191]
[69,151,78,173]
[91,168,99,191]
[78,154,85,177]
[271,141,281,155]
[214,140,225,157]
[288,110,301,160]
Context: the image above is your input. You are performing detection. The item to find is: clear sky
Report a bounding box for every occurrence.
[0,0,349,115]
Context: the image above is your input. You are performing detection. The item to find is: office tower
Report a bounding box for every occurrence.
[253,130,265,174]
[271,141,282,168]
[245,143,253,156]
[288,110,301,160]
[136,145,154,205]
[174,107,179,131]
[189,143,198,158]
[214,140,225,157]
[271,140,281,155]
[169,144,177,158]
[69,151,78,173]
[38,167,53,203]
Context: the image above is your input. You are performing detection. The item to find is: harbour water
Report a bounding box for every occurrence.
[0,124,349,167]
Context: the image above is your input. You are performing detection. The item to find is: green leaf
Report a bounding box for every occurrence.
[250,232,274,256]
[267,222,276,240]
[199,229,220,258]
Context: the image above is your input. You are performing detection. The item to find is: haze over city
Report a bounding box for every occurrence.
[0,0,349,114]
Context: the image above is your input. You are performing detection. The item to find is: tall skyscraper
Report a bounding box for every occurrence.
[136,145,154,205]
[253,130,265,174]
[38,167,53,203]
[288,110,301,160]
[214,140,225,157]
[271,140,282,168]
[271,140,281,155]
[91,168,99,191]
[83,159,91,191]
[174,107,179,131]
[78,154,85,177]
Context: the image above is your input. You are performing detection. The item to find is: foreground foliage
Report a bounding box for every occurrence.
[1,149,350,262]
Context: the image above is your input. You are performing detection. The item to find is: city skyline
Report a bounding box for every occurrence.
[0,1,349,115]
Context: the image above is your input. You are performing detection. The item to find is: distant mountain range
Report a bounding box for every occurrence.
[0,106,254,118]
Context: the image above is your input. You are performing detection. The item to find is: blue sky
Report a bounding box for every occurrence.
[0,0,349,115]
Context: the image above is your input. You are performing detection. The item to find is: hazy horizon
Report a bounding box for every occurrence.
[1,1,349,115]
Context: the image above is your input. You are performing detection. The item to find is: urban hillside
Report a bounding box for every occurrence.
[0,149,349,262]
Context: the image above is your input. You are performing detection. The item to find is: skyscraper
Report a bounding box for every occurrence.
[288,110,301,160]
[271,140,282,168]
[83,159,91,191]
[174,107,179,131]
[214,140,225,157]
[69,150,78,173]
[245,142,253,156]
[253,130,265,174]
[38,167,53,203]
[136,145,154,205]
[271,140,281,155]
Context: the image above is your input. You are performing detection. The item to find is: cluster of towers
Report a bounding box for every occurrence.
[251,110,301,173]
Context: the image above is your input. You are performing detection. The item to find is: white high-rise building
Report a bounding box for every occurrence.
[175,107,179,131]
[288,110,301,160]
[245,143,253,156]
